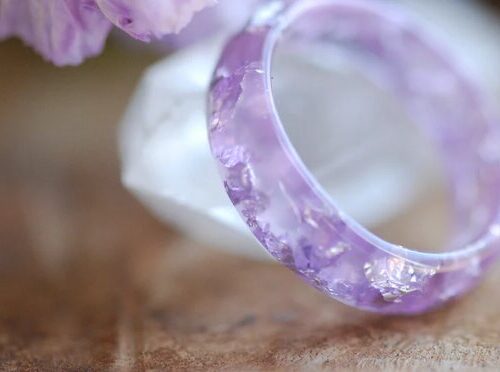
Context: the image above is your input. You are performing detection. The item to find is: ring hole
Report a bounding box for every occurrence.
[271,6,454,252]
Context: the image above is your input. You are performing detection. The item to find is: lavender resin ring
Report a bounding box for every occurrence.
[207,0,500,314]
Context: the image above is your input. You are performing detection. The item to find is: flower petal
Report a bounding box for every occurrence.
[95,0,217,42]
[0,0,112,66]
[166,0,259,47]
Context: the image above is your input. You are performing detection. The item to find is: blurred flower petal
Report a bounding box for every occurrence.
[166,0,259,47]
[0,0,216,66]
[0,0,112,66]
[95,0,217,41]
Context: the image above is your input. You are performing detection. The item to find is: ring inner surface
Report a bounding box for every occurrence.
[270,3,499,253]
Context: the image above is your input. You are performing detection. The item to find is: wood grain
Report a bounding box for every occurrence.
[0,31,500,371]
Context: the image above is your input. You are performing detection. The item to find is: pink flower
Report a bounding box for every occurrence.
[0,0,216,66]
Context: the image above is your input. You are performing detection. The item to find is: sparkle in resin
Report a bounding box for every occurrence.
[364,257,437,303]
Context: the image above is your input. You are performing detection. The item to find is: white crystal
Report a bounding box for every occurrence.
[120,39,268,260]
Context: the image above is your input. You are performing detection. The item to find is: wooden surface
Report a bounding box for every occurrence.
[1,31,500,371]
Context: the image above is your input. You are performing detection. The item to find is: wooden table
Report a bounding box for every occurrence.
[1,29,500,371]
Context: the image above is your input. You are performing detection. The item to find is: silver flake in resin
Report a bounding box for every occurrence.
[322,242,351,259]
[364,257,437,303]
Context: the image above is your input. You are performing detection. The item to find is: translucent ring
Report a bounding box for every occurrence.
[207,0,500,314]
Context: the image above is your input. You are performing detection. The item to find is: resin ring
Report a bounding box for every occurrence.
[207,0,500,314]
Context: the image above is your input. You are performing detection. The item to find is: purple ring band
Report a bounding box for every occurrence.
[207,0,500,314]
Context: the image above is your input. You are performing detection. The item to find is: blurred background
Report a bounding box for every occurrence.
[1,1,500,370]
